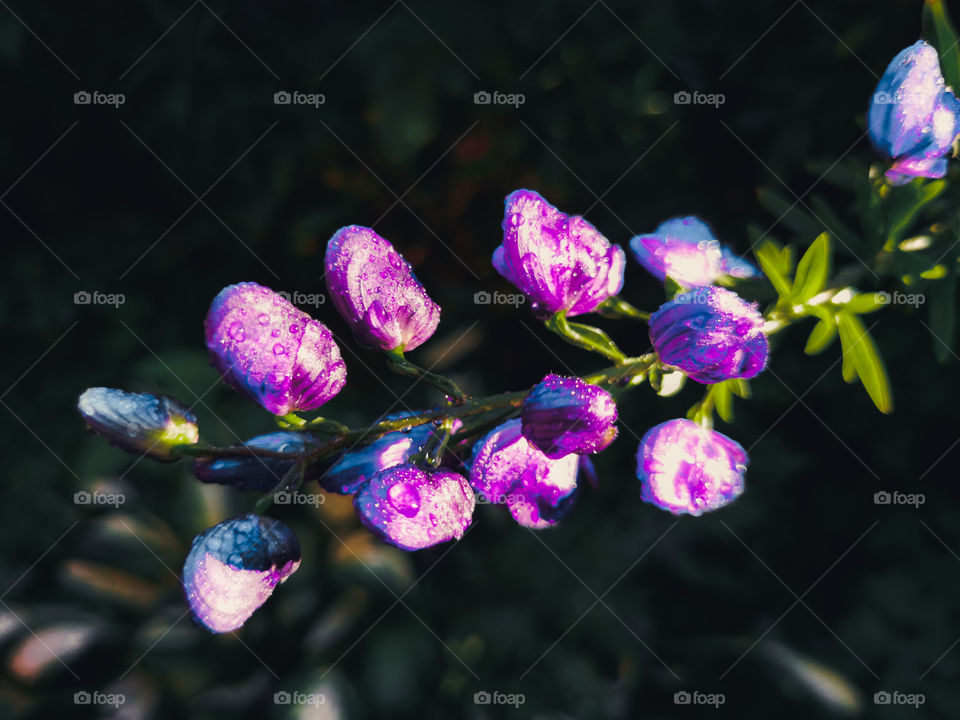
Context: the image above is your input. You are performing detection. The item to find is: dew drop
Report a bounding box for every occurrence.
[387,482,421,518]
[257,313,270,326]
[273,343,286,355]
[228,321,245,340]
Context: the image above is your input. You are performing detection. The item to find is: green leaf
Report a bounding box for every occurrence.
[729,378,751,399]
[844,292,886,315]
[792,233,831,303]
[924,0,960,91]
[754,240,793,300]
[927,266,957,362]
[805,317,838,355]
[664,276,684,300]
[836,311,894,413]
[713,381,734,423]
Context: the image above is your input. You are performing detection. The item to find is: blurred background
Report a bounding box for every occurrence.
[0,0,957,717]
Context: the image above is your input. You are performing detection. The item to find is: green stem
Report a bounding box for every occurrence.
[306,418,351,435]
[595,296,651,321]
[385,348,467,403]
[545,310,628,363]
[276,412,307,430]
[171,443,304,460]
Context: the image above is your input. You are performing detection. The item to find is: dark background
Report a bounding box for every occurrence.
[0,0,956,717]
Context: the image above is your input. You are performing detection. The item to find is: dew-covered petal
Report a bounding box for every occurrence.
[469,418,580,528]
[77,387,198,460]
[649,286,768,384]
[494,189,624,316]
[637,419,747,516]
[630,216,759,288]
[204,283,347,416]
[868,40,960,180]
[183,513,301,633]
[325,226,441,352]
[521,374,618,459]
[353,465,475,551]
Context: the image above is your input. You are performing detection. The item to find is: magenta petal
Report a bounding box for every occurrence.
[353,465,475,550]
[637,419,746,516]
[325,226,441,352]
[649,286,768,384]
[494,189,625,317]
[469,419,580,528]
[521,374,618,458]
[204,283,346,415]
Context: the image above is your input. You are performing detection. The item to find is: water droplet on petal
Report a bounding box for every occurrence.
[387,482,421,518]
[228,321,245,340]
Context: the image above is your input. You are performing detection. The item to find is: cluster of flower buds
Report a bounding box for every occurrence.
[78,185,779,632]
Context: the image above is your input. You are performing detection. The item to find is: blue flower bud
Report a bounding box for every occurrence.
[192,431,316,491]
[183,513,301,633]
[77,387,199,460]
[868,40,960,184]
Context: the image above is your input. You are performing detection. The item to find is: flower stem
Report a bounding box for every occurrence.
[385,348,467,403]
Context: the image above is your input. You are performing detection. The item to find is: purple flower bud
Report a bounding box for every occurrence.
[630,216,760,288]
[192,431,316,491]
[649,286,768,384]
[204,283,347,416]
[353,465,475,551]
[868,40,960,184]
[521,374,618,459]
[318,413,435,495]
[77,387,199,460]
[493,189,625,317]
[324,226,441,352]
[469,419,580,528]
[183,513,301,633]
[637,419,746,516]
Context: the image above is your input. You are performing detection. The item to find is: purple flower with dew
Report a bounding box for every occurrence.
[469,418,580,529]
[77,387,198,460]
[204,282,347,416]
[353,464,475,551]
[493,189,625,317]
[183,513,301,633]
[521,374,618,459]
[637,419,747,516]
[325,226,441,352]
[192,431,316,492]
[317,412,439,495]
[629,216,760,288]
[649,286,768,384]
[868,40,960,184]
